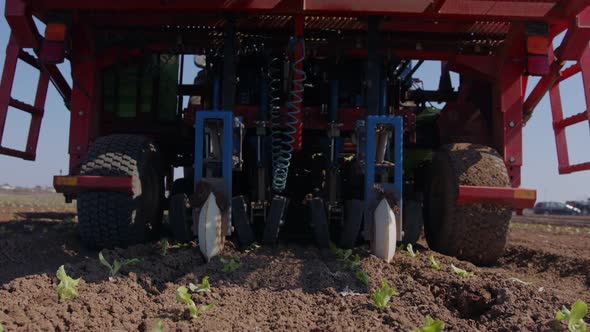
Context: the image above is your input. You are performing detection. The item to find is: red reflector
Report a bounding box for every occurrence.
[527,35,548,55]
[527,56,550,76]
[45,23,67,41]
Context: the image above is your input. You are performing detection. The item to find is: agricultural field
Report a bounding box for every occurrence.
[0,192,589,331]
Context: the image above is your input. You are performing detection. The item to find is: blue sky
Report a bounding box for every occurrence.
[0,1,588,201]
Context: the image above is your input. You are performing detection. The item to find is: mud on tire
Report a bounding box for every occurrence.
[77,135,163,248]
[423,143,512,265]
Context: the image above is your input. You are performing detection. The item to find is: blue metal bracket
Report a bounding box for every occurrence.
[195,111,234,200]
[362,115,403,241]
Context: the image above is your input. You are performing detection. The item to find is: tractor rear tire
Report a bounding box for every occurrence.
[77,135,163,248]
[423,143,512,265]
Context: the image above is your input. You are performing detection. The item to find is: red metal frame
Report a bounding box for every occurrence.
[53,175,133,195]
[457,185,537,209]
[2,0,590,195]
[522,7,590,174]
[492,24,527,187]
[67,22,98,173]
[0,34,48,161]
[13,0,575,20]
[547,44,590,174]
[0,1,72,162]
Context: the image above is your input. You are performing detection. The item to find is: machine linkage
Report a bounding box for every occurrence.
[171,17,406,262]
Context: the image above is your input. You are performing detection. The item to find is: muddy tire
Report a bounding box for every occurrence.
[423,143,511,265]
[77,135,163,248]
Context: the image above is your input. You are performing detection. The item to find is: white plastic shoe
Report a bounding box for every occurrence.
[198,192,225,261]
[372,198,397,263]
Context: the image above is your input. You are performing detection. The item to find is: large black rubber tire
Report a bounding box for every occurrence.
[77,135,163,248]
[423,143,512,265]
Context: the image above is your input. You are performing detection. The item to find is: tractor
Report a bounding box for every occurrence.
[2,0,590,265]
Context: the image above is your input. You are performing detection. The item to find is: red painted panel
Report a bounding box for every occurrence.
[440,0,555,17]
[68,24,98,173]
[54,176,134,194]
[498,62,524,187]
[36,0,284,11]
[5,0,41,48]
[457,185,537,209]
[304,0,431,13]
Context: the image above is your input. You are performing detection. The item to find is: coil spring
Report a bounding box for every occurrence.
[270,38,306,192]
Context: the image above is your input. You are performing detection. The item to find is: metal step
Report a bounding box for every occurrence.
[546,39,590,175]
[553,110,588,129]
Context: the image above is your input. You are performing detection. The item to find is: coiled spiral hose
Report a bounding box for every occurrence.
[270,38,306,192]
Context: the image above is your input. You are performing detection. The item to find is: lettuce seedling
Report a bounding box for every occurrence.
[56,265,80,301]
[196,302,216,316]
[161,238,169,256]
[329,242,352,261]
[405,244,419,257]
[509,277,532,286]
[344,254,362,270]
[99,251,141,278]
[149,319,163,332]
[356,269,369,286]
[429,255,441,271]
[220,257,240,271]
[330,243,368,287]
[0,321,4,332]
[189,276,211,293]
[244,242,261,253]
[556,300,588,332]
[410,316,445,332]
[450,264,473,278]
[220,257,241,273]
[176,286,197,317]
[176,286,215,318]
[330,243,362,270]
[370,279,397,311]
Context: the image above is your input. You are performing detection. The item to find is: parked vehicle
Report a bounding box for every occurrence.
[534,202,581,215]
[566,200,590,215]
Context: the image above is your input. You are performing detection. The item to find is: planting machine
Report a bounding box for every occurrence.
[2,0,590,264]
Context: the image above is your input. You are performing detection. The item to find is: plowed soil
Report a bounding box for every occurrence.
[0,193,589,331]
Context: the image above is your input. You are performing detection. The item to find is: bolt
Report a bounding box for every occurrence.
[509,156,516,163]
[76,145,81,151]
[78,111,84,116]
[509,121,515,128]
